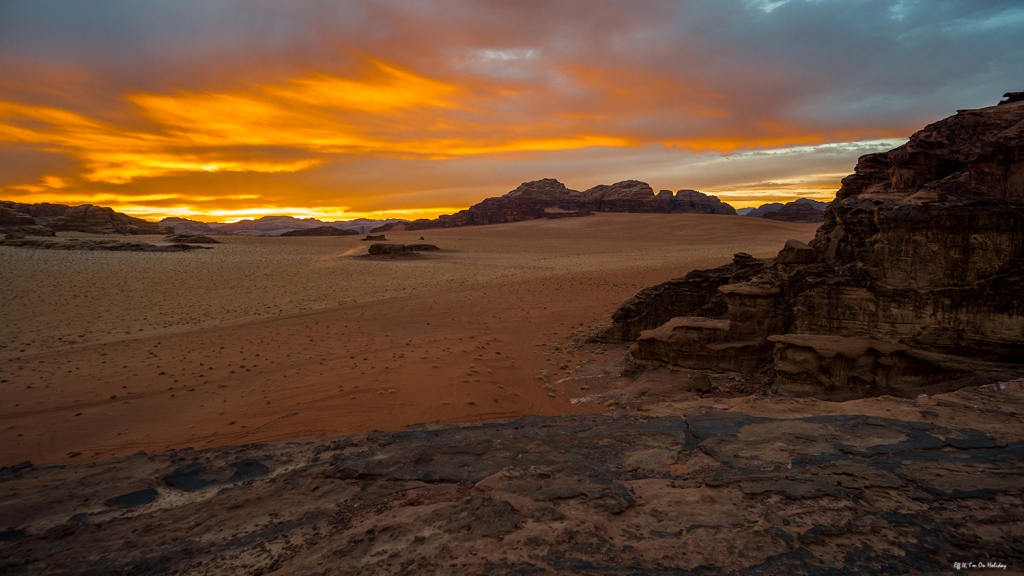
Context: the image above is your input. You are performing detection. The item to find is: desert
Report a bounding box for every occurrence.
[0,213,817,465]
[3,2,1024,573]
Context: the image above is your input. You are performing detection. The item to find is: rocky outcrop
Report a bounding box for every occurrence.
[597,252,767,342]
[761,200,826,223]
[1,202,171,235]
[366,243,440,257]
[0,206,55,236]
[607,94,1024,399]
[47,205,171,235]
[406,179,735,230]
[279,226,358,237]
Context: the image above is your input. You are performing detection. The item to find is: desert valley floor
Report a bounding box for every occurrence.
[0,213,818,466]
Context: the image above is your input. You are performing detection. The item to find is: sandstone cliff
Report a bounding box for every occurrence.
[406,179,735,230]
[1,202,171,235]
[602,93,1024,400]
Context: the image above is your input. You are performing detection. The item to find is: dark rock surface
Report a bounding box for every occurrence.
[361,235,386,241]
[603,95,1024,399]
[279,226,359,237]
[1,381,1022,574]
[406,179,735,230]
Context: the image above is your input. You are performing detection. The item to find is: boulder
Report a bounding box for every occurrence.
[362,235,387,241]
[775,239,817,264]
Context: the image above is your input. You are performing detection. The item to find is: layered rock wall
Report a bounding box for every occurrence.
[606,94,1024,399]
[1,202,171,235]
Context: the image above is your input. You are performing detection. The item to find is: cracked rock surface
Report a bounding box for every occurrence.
[2,380,1023,575]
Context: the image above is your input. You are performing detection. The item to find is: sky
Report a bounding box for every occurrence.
[1,0,1022,221]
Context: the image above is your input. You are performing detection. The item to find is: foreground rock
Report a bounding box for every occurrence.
[406,179,735,230]
[0,238,211,252]
[1,202,172,235]
[1,380,1022,574]
[280,226,359,237]
[602,93,1024,399]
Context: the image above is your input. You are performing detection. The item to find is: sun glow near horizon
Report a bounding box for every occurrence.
[0,56,912,219]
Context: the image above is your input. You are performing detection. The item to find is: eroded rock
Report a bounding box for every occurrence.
[610,94,1024,399]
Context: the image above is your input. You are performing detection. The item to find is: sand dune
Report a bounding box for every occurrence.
[0,214,818,465]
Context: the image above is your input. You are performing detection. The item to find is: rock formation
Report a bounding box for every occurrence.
[1,202,171,235]
[366,243,440,257]
[279,226,359,237]
[0,206,55,236]
[761,200,826,223]
[738,198,827,218]
[406,179,735,230]
[361,235,387,241]
[601,93,1024,399]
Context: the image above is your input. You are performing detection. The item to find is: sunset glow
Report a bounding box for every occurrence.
[1,1,1021,220]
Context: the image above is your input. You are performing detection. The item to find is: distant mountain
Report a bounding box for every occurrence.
[159,216,407,236]
[279,226,360,237]
[405,178,735,230]
[160,218,214,234]
[741,198,829,218]
[761,201,825,223]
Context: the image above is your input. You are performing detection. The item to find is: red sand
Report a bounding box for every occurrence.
[0,213,819,465]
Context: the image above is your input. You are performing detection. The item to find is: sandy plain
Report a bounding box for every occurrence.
[0,213,818,466]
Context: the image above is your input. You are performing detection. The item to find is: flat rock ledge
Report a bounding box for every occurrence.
[2,380,1023,575]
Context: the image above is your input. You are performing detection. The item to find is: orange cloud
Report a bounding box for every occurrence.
[0,60,644,189]
[0,55,905,221]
